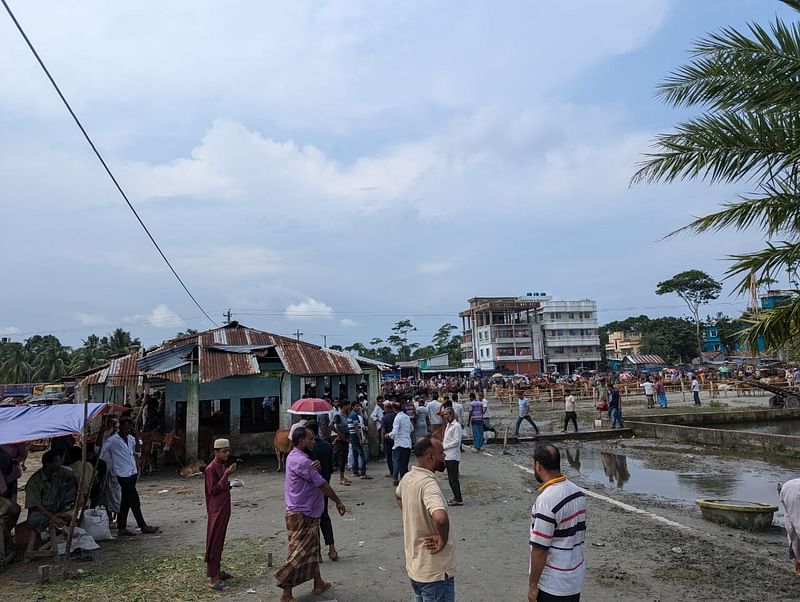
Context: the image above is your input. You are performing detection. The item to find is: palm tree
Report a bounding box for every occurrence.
[105,328,141,357]
[632,0,800,350]
[69,334,109,373]
[1,342,32,383]
[32,337,70,382]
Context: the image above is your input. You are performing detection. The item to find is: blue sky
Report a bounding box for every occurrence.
[0,0,794,349]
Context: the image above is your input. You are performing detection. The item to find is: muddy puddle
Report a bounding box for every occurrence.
[558,445,797,522]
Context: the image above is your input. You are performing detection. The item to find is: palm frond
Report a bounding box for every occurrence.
[632,110,800,185]
[740,295,800,350]
[658,19,800,111]
[725,242,800,293]
[667,178,800,239]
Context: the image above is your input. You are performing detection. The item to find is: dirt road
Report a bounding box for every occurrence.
[5,430,797,601]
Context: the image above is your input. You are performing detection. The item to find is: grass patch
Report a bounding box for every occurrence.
[33,536,278,602]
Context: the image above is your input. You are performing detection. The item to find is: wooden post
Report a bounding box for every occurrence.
[64,395,90,568]
[186,372,200,462]
[681,378,686,403]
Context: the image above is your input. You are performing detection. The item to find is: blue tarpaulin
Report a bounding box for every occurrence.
[0,403,109,445]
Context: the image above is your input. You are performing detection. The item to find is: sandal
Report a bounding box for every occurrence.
[328,550,338,561]
[221,571,234,580]
[339,480,351,486]
[117,529,138,537]
[447,500,464,506]
[208,581,227,591]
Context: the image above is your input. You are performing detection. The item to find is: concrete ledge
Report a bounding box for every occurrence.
[626,420,800,456]
[626,408,800,427]
[465,428,633,445]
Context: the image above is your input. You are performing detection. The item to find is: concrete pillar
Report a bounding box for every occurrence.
[330,376,341,400]
[347,375,357,403]
[316,377,326,399]
[229,397,241,436]
[186,373,200,462]
[280,375,293,429]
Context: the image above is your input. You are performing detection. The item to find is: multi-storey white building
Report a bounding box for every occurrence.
[459,294,601,375]
[537,299,601,374]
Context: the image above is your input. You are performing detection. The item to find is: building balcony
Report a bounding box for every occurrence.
[544,336,601,346]
[547,353,602,362]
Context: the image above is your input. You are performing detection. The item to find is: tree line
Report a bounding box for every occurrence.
[0,329,141,384]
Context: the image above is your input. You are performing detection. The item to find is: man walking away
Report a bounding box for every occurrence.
[275,427,347,602]
[480,392,496,437]
[370,397,385,460]
[655,376,668,408]
[608,384,624,429]
[396,437,456,602]
[388,402,413,485]
[306,421,338,562]
[691,376,701,407]
[467,392,484,452]
[380,400,397,479]
[779,477,800,576]
[204,439,237,591]
[102,417,158,536]
[442,408,463,506]
[563,392,578,433]
[640,377,655,409]
[529,442,586,602]
[515,394,540,437]
[331,401,352,486]
[415,396,431,441]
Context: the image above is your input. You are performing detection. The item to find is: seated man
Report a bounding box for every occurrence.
[24,450,78,534]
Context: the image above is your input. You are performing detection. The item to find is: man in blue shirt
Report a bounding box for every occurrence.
[514,394,540,437]
[348,401,371,479]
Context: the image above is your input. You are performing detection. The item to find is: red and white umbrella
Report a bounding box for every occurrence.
[287,398,334,415]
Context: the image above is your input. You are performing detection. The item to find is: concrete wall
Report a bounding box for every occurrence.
[626,420,800,457]
[627,408,800,427]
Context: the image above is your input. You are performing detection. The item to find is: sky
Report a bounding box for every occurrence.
[0,0,794,350]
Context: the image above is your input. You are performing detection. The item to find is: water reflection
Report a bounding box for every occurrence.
[561,446,787,516]
[600,452,630,488]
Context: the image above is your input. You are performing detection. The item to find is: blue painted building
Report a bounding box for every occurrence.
[77,323,386,459]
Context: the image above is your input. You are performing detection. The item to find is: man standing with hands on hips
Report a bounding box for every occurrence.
[204,438,237,591]
[396,437,456,601]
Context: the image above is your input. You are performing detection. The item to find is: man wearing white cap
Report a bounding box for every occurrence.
[205,438,237,591]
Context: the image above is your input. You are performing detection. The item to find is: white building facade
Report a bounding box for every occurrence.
[538,299,601,374]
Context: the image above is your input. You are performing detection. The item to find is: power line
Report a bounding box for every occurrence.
[1,0,216,327]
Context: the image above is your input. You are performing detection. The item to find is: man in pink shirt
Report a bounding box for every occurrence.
[275,427,347,602]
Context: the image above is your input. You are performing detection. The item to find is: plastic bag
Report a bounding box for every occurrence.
[80,508,112,541]
[57,526,100,554]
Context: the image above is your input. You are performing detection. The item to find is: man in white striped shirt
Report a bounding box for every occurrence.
[529,442,586,602]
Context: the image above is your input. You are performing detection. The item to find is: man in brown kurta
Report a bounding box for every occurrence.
[205,438,237,591]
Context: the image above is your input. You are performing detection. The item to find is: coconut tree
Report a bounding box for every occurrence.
[632,0,800,350]
[104,328,141,357]
[1,342,32,383]
[31,337,70,382]
[69,334,109,373]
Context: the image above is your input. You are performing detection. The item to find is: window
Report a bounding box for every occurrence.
[568,313,575,319]
[240,396,280,433]
[570,330,577,336]
[200,399,230,435]
[713,344,721,351]
[555,313,562,319]
[710,330,718,338]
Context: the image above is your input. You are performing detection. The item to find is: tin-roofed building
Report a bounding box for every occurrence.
[75,322,386,459]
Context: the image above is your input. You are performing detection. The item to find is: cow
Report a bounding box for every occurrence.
[163,431,186,464]
[137,431,164,475]
[273,429,292,472]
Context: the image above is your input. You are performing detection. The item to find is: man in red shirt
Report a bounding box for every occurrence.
[204,438,237,591]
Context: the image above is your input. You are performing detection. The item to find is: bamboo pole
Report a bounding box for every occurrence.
[63,392,89,568]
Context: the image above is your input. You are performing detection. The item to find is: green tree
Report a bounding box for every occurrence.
[104,328,141,357]
[639,317,698,364]
[0,342,31,383]
[176,328,199,338]
[328,344,344,352]
[656,270,722,361]
[632,0,800,351]
[69,334,109,373]
[31,336,70,382]
[387,319,419,361]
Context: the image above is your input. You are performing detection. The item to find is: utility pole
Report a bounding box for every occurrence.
[294,329,303,341]
[223,308,233,324]
[322,334,327,348]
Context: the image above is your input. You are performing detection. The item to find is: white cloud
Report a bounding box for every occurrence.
[0,326,20,336]
[418,261,455,275]
[124,304,187,329]
[339,318,359,328]
[74,312,110,328]
[284,298,335,321]
[176,245,283,279]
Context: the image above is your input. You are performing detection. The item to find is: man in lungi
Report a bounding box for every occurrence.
[275,426,347,602]
[205,438,237,591]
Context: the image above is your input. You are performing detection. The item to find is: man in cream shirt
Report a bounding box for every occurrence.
[396,437,456,602]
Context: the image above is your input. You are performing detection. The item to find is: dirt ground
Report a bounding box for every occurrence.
[3,393,799,601]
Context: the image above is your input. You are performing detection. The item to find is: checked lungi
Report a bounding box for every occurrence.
[275,511,321,588]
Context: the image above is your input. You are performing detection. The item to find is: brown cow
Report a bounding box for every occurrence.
[273,429,292,472]
[137,431,164,475]
[163,431,186,464]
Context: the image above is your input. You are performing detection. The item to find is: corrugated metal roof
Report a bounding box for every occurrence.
[80,351,142,387]
[138,343,194,375]
[275,339,361,376]
[198,346,260,384]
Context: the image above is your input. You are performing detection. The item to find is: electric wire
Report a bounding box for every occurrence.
[1,0,217,327]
